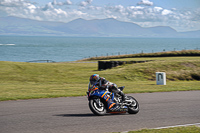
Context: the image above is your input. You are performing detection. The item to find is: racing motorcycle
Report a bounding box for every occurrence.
[87,83,139,116]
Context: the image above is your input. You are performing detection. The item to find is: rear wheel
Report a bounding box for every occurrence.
[89,97,106,116]
[127,96,139,114]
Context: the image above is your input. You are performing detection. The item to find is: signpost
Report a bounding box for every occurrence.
[156,72,166,85]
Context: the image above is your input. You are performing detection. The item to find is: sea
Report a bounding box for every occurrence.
[0,36,200,62]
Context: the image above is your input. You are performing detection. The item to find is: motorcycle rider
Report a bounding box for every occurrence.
[89,74,126,112]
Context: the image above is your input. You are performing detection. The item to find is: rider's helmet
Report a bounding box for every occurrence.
[90,74,100,85]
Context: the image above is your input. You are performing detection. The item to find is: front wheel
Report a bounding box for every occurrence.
[89,97,106,116]
[127,96,139,114]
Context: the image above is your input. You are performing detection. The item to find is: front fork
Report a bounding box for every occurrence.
[123,97,136,106]
[94,98,103,108]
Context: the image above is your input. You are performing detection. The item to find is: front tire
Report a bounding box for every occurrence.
[89,97,106,116]
[127,96,139,114]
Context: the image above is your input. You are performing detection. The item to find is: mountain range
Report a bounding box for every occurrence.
[0,16,200,38]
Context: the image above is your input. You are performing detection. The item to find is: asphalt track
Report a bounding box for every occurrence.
[0,91,200,133]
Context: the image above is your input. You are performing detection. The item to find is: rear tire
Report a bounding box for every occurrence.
[89,97,106,116]
[127,96,139,114]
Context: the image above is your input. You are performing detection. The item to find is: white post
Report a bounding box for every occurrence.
[156,72,166,85]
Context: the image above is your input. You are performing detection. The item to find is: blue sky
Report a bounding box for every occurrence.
[0,0,200,32]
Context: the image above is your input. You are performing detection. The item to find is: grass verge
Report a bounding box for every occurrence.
[0,55,200,101]
[117,126,200,133]
[82,50,200,61]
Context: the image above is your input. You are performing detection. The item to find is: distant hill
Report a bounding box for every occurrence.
[0,16,199,37]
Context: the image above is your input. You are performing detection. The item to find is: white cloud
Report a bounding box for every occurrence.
[0,0,200,31]
[80,0,93,7]
[154,7,163,12]
[65,0,72,5]
[0,0,89,23]
[127,6,145,11]
[137,0,153,6]
[43,2,54,11]
[162,9,173,15]
[52,0,72,6]
[87,6,102,11]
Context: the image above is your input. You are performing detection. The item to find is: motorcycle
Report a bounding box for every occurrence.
[87,83,139,116]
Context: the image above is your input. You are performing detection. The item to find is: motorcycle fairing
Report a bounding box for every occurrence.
[88,82,128,112]
[88,87,117,110]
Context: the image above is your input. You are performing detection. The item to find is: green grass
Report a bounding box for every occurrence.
[82,50,200,61]
[0,55,200,101]
[120,126,200,133]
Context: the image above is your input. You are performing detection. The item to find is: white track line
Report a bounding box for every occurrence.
[153,123,200,129]
[121,123,200,133]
